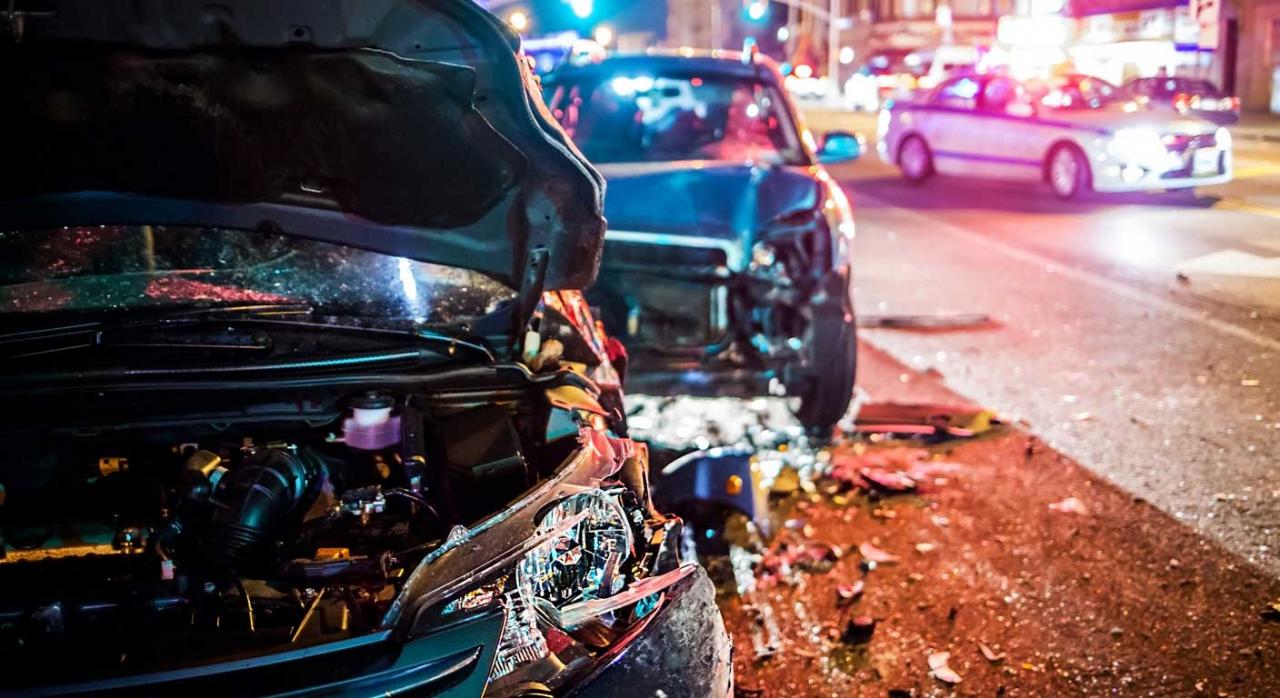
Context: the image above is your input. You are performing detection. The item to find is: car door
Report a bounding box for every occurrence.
[973,75,1044,182]
[919,75,992,177]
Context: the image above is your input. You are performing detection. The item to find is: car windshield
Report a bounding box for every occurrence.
[0,226,516,324]
[545,72,807,165]
[1035,76,1124,110]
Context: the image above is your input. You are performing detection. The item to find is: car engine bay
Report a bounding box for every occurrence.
[0,375,664,689]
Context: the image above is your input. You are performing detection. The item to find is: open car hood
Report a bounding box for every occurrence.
[0,0,605,291]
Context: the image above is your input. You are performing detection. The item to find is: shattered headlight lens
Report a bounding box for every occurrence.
[518,489,635,606]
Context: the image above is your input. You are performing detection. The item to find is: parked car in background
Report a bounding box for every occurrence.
[878,72,1233,199]
[844,50,921,112]
[543,51,863,434]
[911,45,984,90]
[0,1,733,696]
[1125,76,1241,125]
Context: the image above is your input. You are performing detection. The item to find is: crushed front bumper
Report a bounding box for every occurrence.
[568,566,734,698]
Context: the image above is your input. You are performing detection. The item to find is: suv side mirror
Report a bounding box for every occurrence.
[818,130,864,164]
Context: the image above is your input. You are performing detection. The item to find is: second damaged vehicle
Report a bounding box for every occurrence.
[542,51,863,435]
[0,2,731,696]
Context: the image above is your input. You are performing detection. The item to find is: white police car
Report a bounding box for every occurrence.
[877,72,1233,199]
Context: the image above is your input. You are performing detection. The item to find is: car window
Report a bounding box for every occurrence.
[1037,76,1122,110]
[933,76,980,110]
[544,72,807,165]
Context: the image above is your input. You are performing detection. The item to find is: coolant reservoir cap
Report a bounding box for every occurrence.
[351,392,393,410]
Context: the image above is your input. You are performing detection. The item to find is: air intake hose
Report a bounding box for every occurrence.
[206,448,320,575]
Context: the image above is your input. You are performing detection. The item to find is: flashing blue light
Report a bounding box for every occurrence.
[780,61,793,76]
[569,0,593,19]
[746,1,767,21]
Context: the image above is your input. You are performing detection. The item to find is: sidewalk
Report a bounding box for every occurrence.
[1233,111,1280,144]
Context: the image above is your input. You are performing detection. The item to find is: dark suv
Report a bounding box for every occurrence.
[543,51,863,434]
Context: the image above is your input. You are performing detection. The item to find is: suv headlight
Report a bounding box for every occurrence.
[1109,127,1166,166]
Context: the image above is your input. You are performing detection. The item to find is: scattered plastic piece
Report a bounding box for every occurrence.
[859,542,899,564]
[837,580,865,605]
[928,651,962,684]
[979,642,1005,663]
[1048,496,1089,515]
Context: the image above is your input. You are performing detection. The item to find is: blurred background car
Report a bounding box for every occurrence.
[843,50,922,112]
[878,71,1233,199]
[543,50,863,435]
[1125,76,1241,125]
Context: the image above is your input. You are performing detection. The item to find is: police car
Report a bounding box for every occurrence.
[877,72,1233,199]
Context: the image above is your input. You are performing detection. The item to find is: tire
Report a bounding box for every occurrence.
[1047,143,1090,200]
[790,301,858,438]
[898,135,933,183]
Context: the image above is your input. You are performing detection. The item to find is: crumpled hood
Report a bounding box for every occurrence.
[0,0,605,292]
[596,161,821,241]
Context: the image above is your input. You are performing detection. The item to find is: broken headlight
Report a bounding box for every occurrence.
[517,489,634,606]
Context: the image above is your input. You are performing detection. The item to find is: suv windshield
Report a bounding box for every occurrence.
[0,226,516,324]
[545,72,806,165]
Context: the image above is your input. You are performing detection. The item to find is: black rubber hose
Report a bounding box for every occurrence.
[205,448,319,575]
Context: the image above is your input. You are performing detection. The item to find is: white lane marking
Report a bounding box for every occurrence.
[1177,249,1280,278]
[858,191,1280,353]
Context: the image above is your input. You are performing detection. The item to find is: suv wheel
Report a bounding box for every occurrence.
[789,301,858,438]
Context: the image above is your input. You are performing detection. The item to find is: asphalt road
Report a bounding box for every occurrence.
[805,107,1280,577]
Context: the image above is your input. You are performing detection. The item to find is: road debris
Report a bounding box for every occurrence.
[836,580,865,604]
[859,541,900,564]
[978,642,1005,663]
[842,615,877,644]
[858,313,992,330]
[1048,496,1090,515]
[847,402,1000,442]
[928,651,963,684]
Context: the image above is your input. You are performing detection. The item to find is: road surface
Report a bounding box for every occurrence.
[806,107,1280,576]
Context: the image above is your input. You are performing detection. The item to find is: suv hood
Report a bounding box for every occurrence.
[0,0,605,291]
[596,161,820,241]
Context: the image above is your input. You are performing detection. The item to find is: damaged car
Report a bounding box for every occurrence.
[542,51,862,435]
[0,1,731,695]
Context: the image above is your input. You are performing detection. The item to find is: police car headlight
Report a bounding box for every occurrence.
[1109,128,1166,166]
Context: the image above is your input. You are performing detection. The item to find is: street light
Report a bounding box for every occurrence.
[569,0,593,19]
[593,24,614,47]
[746,0,769,21]
[507,10,529,32]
